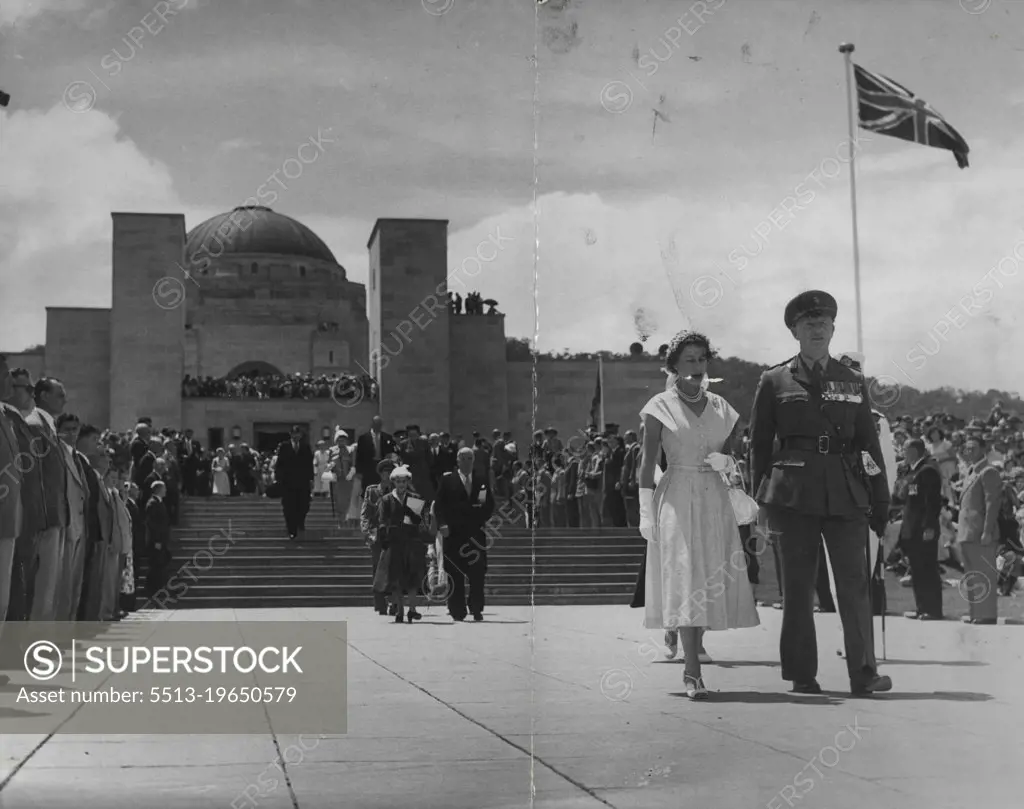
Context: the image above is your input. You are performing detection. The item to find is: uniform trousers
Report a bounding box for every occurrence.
[959,542,999,622]
[767,507,877,686]
[902,532,943,617]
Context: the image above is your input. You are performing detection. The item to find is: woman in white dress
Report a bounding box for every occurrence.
[638,330,759,699]
[313,440,331,497]
[345,442,363,525]
[212,448,231,496]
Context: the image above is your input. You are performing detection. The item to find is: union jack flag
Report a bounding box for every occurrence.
[853,64,969,169]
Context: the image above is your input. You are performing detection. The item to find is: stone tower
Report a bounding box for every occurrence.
[109,213,186,430]
[367,219,451,433]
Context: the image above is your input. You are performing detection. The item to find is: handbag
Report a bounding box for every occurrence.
[728,487,760,525]
[321,471,337,483]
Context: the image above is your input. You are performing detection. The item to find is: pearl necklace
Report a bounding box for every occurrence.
[674,381,705,404]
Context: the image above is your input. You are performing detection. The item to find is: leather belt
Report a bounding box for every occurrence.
[781,436,854,455]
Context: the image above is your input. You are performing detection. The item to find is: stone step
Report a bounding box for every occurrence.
[145,592,634,608]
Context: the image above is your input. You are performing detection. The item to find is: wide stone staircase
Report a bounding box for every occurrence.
[149,496,646,608]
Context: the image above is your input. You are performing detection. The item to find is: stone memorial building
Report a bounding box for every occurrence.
[6,207,664,449]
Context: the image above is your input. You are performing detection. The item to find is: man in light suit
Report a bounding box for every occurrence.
[0,356,24,686]
[956,436,1002,624]
[56,414,88,621]
[434,447,495,622]
[26,378,68,621]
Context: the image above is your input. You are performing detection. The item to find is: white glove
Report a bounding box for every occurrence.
[706,452,735,474]
[639,488,656,542]
[345,467,356,482]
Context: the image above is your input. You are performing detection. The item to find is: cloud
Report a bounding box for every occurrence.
[0,104,184,347]
[0,0,96,29]
[217,137,261,153]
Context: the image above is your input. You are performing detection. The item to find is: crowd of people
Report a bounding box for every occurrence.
[447,291,499,315]
[0,358,155,687]
[5,290,1022,690]
[181,372,378,402]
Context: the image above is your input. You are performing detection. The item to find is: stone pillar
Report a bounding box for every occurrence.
[366,219,451,433]
[109,213,186,430]
[449,313,508,438]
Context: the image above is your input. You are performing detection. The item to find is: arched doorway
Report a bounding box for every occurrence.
[226,360,283,380]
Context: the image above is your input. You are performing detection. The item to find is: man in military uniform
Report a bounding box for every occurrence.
[750,291,892,696]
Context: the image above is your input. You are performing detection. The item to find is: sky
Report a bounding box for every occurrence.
[0,0,1022,395]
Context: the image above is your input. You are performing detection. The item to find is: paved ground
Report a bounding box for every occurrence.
[0,604,1021,809]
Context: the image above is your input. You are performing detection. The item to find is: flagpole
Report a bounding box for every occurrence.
[839,43,863,354]
[598,356,606,432]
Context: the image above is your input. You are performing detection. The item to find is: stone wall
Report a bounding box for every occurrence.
[369,219,450,432]
[109,213,186,431]
[44,308,111,427]
[506,359,666,441]
[449,313,508,437]
[181,398,378,450]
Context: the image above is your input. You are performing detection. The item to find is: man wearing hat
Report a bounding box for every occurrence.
[749,290,892,696]
[360,456,399,615]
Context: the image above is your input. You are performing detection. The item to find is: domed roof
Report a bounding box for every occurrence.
[185,206,337,264]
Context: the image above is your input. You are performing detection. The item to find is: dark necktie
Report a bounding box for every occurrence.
[809,362,823,388]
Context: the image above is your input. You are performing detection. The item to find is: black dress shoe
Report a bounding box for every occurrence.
[394,613,405,623]
[407,609,422,621]
[472,612,483,622]
[791,680,822,694]
[961,616,997,625]
[850,674,892,696]
[451,614,465,622]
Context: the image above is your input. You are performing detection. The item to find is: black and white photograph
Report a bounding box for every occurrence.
[0,0,1021,806]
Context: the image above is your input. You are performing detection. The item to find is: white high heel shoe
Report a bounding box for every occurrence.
[683,673,709,700]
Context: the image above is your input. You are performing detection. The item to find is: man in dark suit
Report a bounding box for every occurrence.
[603,434,627,527]
[399,424,435,501]
[749,290,891,697]
[355,415,395,491]
[433,432,457,480]
[434,447,495,622]
[898,438,944,620]
[145,481,172,596]
[620,430,642,527]
[274,425,314,540]
[565,453,581,527]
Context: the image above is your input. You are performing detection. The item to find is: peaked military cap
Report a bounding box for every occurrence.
[784,290,838,328]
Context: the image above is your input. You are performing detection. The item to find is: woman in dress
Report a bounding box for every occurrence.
[212,448,231,496]
[328,430,355,527]
[313,440,331,497]
[638,330,759,700]
[372,465,428,623]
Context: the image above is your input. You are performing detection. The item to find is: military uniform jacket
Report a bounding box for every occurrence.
[749,355,889,518]
[898,457,943,539]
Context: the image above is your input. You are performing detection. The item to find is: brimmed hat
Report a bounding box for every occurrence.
[376,458,397,475]
[390,465,412,481]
